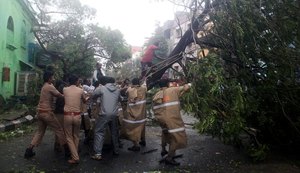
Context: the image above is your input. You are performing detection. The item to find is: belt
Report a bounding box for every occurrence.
[64,112,81,116]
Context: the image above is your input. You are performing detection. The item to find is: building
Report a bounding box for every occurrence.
[161,12,190,79]
[162,11,210,79]
[0,0,39,99]
[163,12,191,52]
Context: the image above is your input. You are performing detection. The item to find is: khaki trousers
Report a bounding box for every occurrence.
[64,114,81,161]
[31,112,66,146]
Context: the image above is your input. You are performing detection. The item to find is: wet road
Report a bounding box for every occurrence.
[0,115,299,173]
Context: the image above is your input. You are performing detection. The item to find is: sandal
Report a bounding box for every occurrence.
[91,154,102,160]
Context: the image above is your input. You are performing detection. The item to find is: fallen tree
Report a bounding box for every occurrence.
[147,0,300,161]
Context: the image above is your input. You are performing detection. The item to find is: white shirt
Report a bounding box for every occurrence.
[83,84,95,94]
[93,69,105,82]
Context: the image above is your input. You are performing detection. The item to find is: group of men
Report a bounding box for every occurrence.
[23,54,190,166]
[24,71,89,164]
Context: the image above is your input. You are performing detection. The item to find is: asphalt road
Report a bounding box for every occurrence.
[0,115,299,173]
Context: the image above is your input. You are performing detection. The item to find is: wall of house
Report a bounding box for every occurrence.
[0,0,36,99]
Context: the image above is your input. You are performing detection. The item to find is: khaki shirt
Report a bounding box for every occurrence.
[126,85,147,119]
[63,85,85,112]
[37,83,61,111]
[153,86,185,129]
[127,85,147,102]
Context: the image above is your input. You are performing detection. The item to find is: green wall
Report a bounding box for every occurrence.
[0,0,37,99]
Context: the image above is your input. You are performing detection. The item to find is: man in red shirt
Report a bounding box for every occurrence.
[140,41,161,78]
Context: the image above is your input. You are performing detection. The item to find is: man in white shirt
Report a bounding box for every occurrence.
[93,63,104,84]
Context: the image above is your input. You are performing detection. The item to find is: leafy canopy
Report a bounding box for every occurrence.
[30,0,131,78]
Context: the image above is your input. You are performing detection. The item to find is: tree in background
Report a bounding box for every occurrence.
[106,58,141,81]
[90,25,131,70]
[108,25,170,81]
[29,0,131,79]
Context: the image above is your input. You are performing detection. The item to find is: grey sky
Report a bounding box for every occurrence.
[80,0,177,46]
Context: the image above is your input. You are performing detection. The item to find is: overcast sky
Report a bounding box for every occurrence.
[80,0,178,46]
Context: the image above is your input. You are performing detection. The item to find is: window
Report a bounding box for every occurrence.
[6,16,15,49]
[7,16,14,31]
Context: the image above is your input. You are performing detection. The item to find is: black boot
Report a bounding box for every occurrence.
[161,150,168,157]
[165,157,180,166]
[139,140,146,147]
[24,148,35,158]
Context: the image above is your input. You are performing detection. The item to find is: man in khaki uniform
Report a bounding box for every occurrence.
[123,78,147,151]
[63,74,88,164]
[24,71,67,158]
[152,78,190,165]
